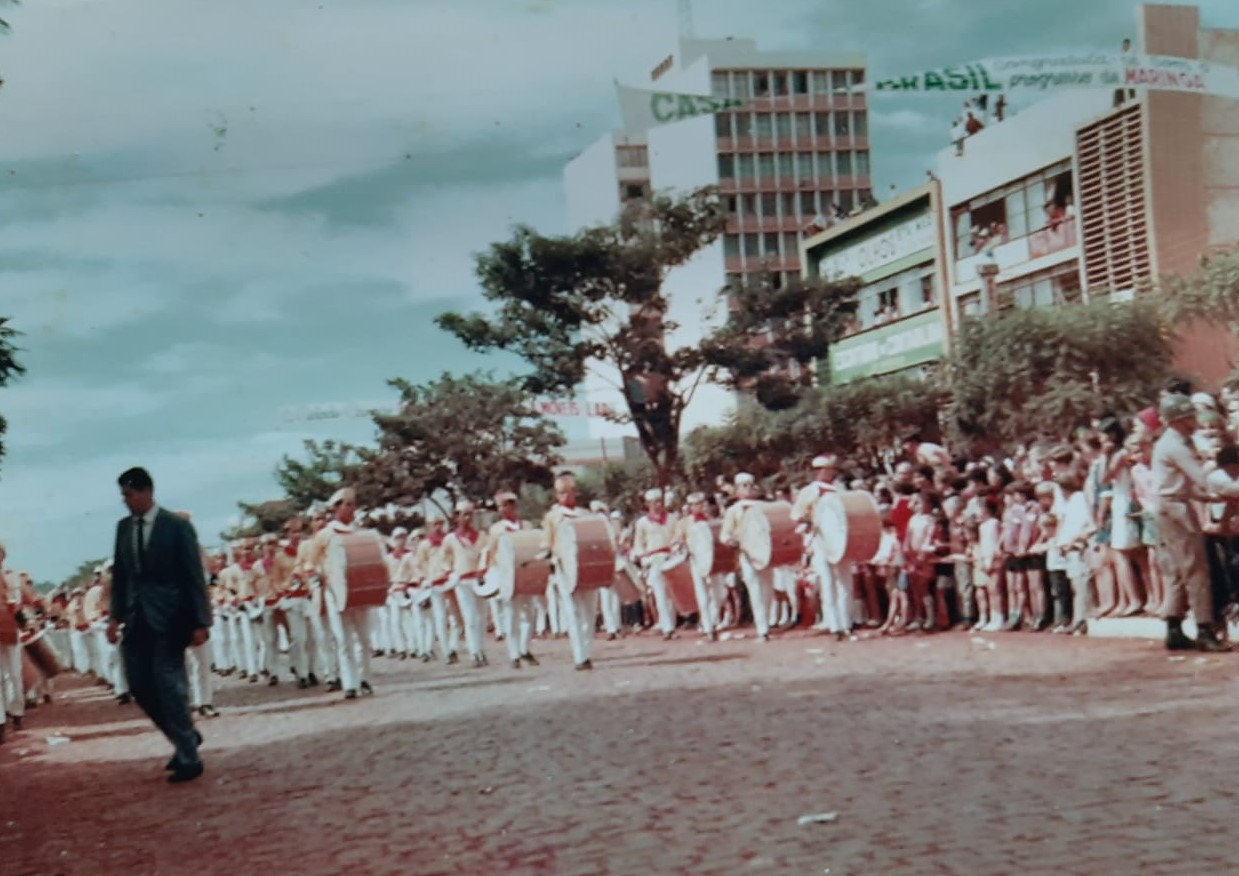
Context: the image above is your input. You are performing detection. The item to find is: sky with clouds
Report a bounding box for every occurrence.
[0,0,1232,583]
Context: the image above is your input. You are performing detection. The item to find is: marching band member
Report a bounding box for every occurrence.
[0,544,22,731]
[298,507,335,688]
[590,500,623,641]
[255,537,283,685]
[678,492,722,641]
[632,488,679,640]
[223,541,261,683]
[419,515,461,664]
[542,472,599,670]
[394,529,429,661]
[67,584,92,675]
[97,560,132,703]
[356,510,390,658]
[721,473,775,642]
[316,488,375,699]
[83,566,111,690]
[442,501,489,668]
[173,512,220,716]
[792,455,854,641]
[484,491,541,669]
[211,550,241,678]
[384,527,412,660]
[270,516,312,689]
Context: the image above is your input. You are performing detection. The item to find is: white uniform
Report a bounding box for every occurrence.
[483,517,539,663]
[632,512,679,636]
[317,520,374,694]
[792,480,853,635]
[298,534,337,682]
[543,504,599,667]
[442,528,488,663]
[720,500,774,640]
[0,569,23,722]
[676,514,723,638]
[418,534,460,660]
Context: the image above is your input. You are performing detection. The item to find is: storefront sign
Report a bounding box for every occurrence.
[816,212,936,281]
[829,309,946,384]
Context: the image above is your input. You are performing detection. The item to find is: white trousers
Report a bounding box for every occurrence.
[69,629,92,674]
[188,642,214,708]
[738,555,774,638]
[501,595,538,661]
[542,582,563,635]
[691,569,722,636]
[810,550,853,634]
[488,598,504,639]
[599,586,621,635]
[0,641,24,718]
[452,583,489,659]
[235,614,259,677]
[280,600,310,680]
[211,613,233,671]
[429,591,461,659]
[645,565,677,635]
[555,577,599,665]
[326,593,371,693]
[95,631,128,695]
[306,606,337,680]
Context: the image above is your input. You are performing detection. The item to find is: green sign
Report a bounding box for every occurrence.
[829,309,946,384]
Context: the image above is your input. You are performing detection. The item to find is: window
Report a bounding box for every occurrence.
[711,72,730,98]
[952,207,972,260]
[783,232,799,254]
[792,71,809,94]
[734,113,754,138]
[754,73,770,96]
[755,113,773,138]
[851,69,866,87]
[800,191,818,215]
[717,154,734,180]
[624,184,645,199]
[760,192,778,216]
[950,160,1074,260]
[812,71,831,93]
[740,193,757,216]
[724,235,741,259]
[834,112,851,136]
[757,153,775,179]
[764,232,780,255]
[854,151,870,176]
[837,190,854,214]
[959,291,982,317]
[794,113,812,141]
[836,152,853,176]
[774,72,788,95]
[733,72,752,99]
[853,113,868,137]
[775,113,792,139]
[1005,187,1027,238]
[797,152,815,180]
[920,273,936,306]
[814,112,830,139]
[832,70,849,91]
[617,146,647,167]
[726,195,738,215]
[776,152,794,179]
[743,233,761,259]
[736,154,754,180]
[781,192,797,215]
[725,271,742,289]
[715,113,732,139]
[1004,264,1082,310]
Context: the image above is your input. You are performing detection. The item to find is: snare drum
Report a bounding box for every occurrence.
[662,560,699,616]
[326,531,392,611]
[22,628,62,679]
[738,501,801,572]
[814,491,883,565]
[553,515,617,594]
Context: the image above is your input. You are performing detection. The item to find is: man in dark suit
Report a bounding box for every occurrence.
[106,467,212,783]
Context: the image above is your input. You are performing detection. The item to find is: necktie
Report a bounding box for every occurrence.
[136,517,146,572]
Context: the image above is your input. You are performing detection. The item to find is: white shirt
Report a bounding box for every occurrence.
[133,503,160,564]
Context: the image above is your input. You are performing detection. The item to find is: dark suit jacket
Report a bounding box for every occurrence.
[109,508,212,640]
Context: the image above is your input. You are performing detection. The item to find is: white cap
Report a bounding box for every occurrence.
[494,490,518,505]
[590,500,609,513]
[610,510,622,520]
[686,491,706,504]
[391,526,409,538]
[811,454,838,469]
[454,500,475,514]
[93,565,104,575]
[1191,392,1216,408]
[643,488,662,502]
[328,488,355,508]
[734,473,755,486]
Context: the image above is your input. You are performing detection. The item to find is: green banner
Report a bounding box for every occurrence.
[829,309,946,384]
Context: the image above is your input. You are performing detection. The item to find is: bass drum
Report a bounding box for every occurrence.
[687,519,737,578]
[553,515,616,595]
[23,628,63,680]
[814,491,883,565]
[612,556,645,606]
[662,559,698,616]
[493,529,552,601]
[738,501,801,572]
[326,531,392,611]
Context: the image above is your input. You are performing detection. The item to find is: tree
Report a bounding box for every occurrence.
[944,298,1171,450]
[699,269,861,410]
[60,557,107,593]
[0,317,26,473]
[1158,247,1239,329]
[275,439,365,509]
[359,372,565,515]
[437,187,727,485]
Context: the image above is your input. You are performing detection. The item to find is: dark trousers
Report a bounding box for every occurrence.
[1048,570,1073,627]
[122,617,200,767]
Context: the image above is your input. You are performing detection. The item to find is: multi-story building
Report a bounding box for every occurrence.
[564,36,871,432]
[800,183,950,384]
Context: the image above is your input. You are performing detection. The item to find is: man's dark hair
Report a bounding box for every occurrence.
[118,467,154,492]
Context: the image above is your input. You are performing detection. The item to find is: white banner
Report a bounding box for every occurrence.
[873,53,1239,99]
[616,82,745,133]
[817,212,936,280]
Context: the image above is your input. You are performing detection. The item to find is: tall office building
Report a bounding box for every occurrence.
[565,35,870,434]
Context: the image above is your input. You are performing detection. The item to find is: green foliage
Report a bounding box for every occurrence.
[0,317,27,472]
[573,457,657,514]
[944,297,1171,449]
[699,270,861,410]
[359,371,565,508]
[437,187,727,483]
[60,556,107,593]
[1158,247,1239,329]
[275,439,363,509]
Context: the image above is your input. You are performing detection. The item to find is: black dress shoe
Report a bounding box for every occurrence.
[344,690,358,700]
[0,724,6,744]
[307,673,320,687]
[297,678,309,690]
[117,693,132,706]
[167,762,204,784]
[574,659,593,671]
[268,676,279,687]
[447,651,459,665]
[511,659,522,669]
[11,715,22,730]
[606,632,617,641]
[326,679,342,692]
[360,681,373,696]
[521,652,539,666]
